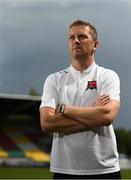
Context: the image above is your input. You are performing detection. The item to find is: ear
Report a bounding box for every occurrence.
[93,41,99,51]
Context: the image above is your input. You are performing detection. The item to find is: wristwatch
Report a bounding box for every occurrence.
[59,105,65,115]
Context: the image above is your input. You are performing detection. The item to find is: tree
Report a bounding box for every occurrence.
[29,88,39,96]
[115,128,131,156]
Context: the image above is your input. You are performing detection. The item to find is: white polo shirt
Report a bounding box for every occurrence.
[40,63,120,175]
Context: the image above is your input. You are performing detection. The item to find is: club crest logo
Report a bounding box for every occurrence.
[85,81,97,90]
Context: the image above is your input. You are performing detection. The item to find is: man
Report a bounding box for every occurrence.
[40,20,121,179]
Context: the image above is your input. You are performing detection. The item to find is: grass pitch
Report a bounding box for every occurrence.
[0,167,53,179]
[0,167,131,179]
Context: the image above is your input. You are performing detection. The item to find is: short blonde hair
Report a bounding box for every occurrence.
[69,20,98,41]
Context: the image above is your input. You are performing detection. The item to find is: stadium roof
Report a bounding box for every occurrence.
[0,93,41,120]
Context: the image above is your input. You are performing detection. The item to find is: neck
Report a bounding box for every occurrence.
[71,55,95,72]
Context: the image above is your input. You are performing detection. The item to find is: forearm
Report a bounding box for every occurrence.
[63,105,109,128]
[40,96,119,133]
[63,100,120,128]
[46,114,88,134]
[40,107,88,134]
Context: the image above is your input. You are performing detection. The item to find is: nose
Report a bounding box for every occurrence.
[74,36,80,43]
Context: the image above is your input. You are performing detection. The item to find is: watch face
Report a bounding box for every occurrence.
[59,105,64,114]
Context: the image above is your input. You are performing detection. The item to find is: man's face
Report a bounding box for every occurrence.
[68,25,98,59]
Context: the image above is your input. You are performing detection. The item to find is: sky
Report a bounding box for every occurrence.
[0,0,131,129]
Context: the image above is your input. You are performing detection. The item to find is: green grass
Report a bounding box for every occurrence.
[0,167,131,179]
[0,167,53,179]
[121,169,131,179]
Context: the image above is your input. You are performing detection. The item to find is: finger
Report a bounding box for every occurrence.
[98,96,110,105]
[97,95,107,101]
[99,95,110,101]
[99,97,110,104]
[100,94,110,99]
[94,95,110,106]
[102,98,110,105]
[103,100,110,105]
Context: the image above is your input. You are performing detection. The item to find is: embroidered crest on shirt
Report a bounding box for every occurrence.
[85,81,97,91]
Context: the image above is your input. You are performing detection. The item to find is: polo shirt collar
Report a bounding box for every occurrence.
[70,63,96,76]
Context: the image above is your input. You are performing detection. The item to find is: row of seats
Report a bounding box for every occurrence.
[0,125,51,163]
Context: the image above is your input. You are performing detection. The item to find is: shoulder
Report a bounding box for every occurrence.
[44,67,70,84]
[96,64,120,81]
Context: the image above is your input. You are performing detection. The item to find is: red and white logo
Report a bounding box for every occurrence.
[86,81,97,90]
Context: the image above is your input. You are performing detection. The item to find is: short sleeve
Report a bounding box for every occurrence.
[40,74,58,109]
[100,70,120,101]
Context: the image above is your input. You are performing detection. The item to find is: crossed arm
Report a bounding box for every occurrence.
[40,95,120,134]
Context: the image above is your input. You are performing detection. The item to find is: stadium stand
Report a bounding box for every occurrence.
[0,93,52,167]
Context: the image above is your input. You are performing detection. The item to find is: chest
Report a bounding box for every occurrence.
[57,72,101,106]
